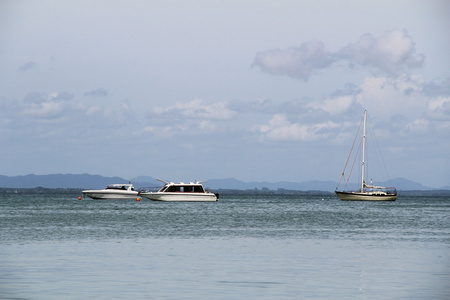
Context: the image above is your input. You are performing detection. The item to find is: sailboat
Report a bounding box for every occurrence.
[335,110,397,201]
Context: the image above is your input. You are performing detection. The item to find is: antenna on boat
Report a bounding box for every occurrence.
[157,179,169,184]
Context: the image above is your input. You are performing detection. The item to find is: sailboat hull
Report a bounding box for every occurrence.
[336,191,397,201]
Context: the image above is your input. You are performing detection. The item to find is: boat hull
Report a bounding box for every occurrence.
[82,190,139,200]
[140,192,218,202]
[336,191,397,201]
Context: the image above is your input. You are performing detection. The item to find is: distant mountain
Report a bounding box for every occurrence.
[129,176,161,188]
[388,178,433,191]
[0,174,444,191]
[0,174,160,189]
[0,174,122,189]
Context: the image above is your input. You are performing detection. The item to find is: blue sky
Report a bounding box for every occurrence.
[1,0,449,188]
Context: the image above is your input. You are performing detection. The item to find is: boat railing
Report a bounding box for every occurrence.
[385,187,397,194]
[366,186,397,194]
[338,186,397,194]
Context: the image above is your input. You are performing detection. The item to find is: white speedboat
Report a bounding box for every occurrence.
[82,184,139,199]
[140,179,218,202]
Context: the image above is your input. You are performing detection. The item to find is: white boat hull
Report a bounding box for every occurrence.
[336,191,397,201]
[140,192,218,202]
[82,190,139,200]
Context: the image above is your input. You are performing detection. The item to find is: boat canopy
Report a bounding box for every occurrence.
[106,184,134,190]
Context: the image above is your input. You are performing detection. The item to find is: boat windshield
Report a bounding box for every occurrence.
[106,185,131,190]
[161,185,205,193]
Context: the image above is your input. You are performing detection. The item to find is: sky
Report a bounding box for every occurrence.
[1,0,449,188]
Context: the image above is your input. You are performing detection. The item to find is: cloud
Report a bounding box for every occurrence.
[338,29,425,76]
[24,101,65,119]
[18,61,37,72]
[153,99,236,120]
[23,92,47,104]
[251,72,450,143]
[146,99,237,137]
[104,102,134,121]
[252,40,335,81]
[83,88,109,97]
[426,96,450,121]
[352,75,430,126]
[21,91,74,119]
[24,91,73,104]
[423,77,450,97]
[253,114,340,142]
[0,90,139,145]
[230,98,293,115]
[3,76,447,153]
[306,95,356,116]
[253,30,425,80]
[404,118,429,134]
[49,91,74,101]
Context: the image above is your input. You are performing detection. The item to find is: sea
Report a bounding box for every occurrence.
[1,192,449,299]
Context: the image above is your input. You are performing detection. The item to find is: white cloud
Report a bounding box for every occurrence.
[423,77,450,97]
[250,72,450,144]
[22,91,73,119]
[252,40,335,81]
[198,120,217,132]
[86,106,101,115]
[253,30,425,80]
[23,91,73,104]
[338,30,425,76]
[254,114,340,142]
[153,98,236,120]
[355,75,426,120]
[144,125,180,138]
[146,99,237,136]
[405,118,429,133]
[48,91,74,102]
[23,101,65,119]
[104,102,133,121]
[144,99,237,138]
[426,96,450,121]
[307,95,355,116]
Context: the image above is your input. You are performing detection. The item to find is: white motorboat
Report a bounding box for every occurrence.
[335,110,397,201]
[82,184,139,199]
[140,179,219,202]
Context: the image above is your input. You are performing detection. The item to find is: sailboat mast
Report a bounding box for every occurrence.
[361,110,367,192]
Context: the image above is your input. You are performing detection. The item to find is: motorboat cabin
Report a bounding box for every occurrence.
[140,180,218,202]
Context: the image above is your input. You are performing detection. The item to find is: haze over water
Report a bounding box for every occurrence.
[1,193,449,299]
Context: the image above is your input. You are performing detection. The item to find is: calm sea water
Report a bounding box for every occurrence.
[1,193,449,299]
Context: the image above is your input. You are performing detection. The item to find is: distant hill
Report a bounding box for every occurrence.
[0,174,444,191]
[0,174,160,189]
[388,178,433,191]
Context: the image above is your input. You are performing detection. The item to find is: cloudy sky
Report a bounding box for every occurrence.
[1,0,449,188]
